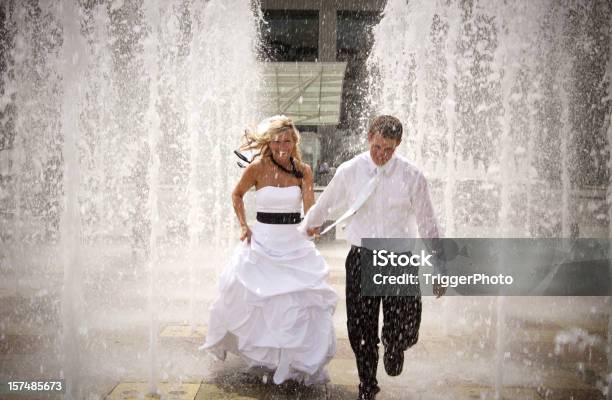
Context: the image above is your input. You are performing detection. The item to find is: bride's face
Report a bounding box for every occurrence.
[270,131,295,162]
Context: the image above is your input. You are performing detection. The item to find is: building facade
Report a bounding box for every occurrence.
[260,0,385,185]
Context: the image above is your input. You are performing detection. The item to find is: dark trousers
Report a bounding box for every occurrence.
[345,245,422,389]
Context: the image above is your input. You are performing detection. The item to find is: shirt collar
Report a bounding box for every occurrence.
[365,152,397,177]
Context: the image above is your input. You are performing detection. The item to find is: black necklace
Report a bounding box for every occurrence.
[270,155,304,179]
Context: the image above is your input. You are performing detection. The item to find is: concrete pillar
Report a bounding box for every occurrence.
[317,2,337,171]
[318,1,336,62]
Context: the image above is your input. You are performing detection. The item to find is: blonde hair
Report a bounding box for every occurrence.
[241,115,302,164]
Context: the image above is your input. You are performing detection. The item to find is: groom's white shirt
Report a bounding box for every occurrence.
[301,151,441,247]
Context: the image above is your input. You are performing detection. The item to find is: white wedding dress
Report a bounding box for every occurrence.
[201,186,338,385]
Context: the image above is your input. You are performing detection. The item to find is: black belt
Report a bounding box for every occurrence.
[256,212,302,224]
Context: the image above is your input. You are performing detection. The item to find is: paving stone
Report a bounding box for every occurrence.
[335,338,355,359]
[160,325,207,339]
[505,318,562,331]
[336,325,349,340]
[0,334,44,355]
[537,387,604,400]
[454,385,542,400]
[106,381,200,400]
[0,394,62,400]
[325,384,358,400]
[200,372,327,399]
[509,329,559,344]
[0,287,17,297]
[195,383,259,399]
[535,368,594,390]
[557,317,608,335]
[328,359,359,386]
[332,284,346,299]
[420,335,464,355]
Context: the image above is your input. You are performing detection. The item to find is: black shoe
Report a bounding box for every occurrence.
[383,348,404,376]
[357,384,380,400]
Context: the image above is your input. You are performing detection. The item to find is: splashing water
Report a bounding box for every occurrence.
[0,0,260,396]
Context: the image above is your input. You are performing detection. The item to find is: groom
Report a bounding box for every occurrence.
[300,115,446,400]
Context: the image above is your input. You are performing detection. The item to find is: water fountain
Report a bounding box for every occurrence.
[0,0,611,398]
[0,0,260,397]
[56,2,87,398]
[606,19,612,400]
[142,2,162,396]
[369,0,611,397]
[368,0,611,238]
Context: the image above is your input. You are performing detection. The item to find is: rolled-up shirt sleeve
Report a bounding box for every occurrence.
[300,166,348,232]
[414,172,440,239]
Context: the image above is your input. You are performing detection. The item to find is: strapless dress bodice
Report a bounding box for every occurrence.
[256,186,302,213]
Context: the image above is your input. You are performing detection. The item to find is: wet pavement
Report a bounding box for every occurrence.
[0,241,610,399]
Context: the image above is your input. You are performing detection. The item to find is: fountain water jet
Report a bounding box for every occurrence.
[56,1,87,398]
[369,0,612,397]
[185,1,205,334]
[142,1,163,396]
[606,15,612,400]
[0,0,261,396]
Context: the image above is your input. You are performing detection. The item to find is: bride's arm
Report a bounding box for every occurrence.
[232,162,258,242]
[301,164,315,214]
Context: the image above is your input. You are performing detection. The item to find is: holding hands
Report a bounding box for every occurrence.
[306,226,321,242]
[306,226,320,237]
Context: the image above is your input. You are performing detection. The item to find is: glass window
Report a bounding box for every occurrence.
[261,10,319,62]
[337,11,379,58]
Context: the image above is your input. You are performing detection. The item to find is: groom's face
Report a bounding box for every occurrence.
[368,132,400,166]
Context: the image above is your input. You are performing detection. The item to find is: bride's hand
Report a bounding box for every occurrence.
[240,225,252,243]
[307,226,321,237]
[306,226,321,243]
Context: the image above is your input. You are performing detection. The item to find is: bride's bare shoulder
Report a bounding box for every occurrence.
[249,157,269,169]
[245,157,269,176]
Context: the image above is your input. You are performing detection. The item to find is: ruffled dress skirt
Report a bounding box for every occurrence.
[201,188,338,385]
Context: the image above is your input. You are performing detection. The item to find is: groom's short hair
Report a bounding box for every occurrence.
[368,115,403,142]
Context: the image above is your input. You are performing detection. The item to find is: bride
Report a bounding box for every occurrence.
[201,115,338,385]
